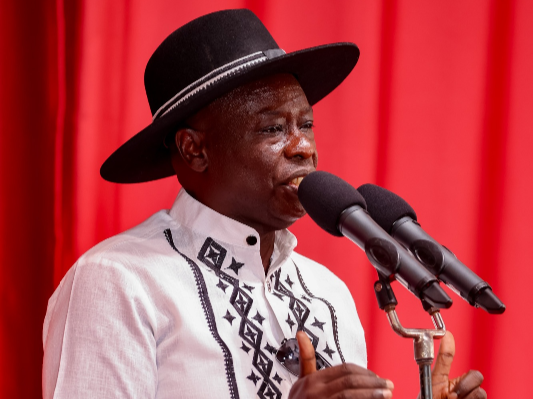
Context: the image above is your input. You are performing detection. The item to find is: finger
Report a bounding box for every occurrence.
[451,370,484,398]
[296,330,316,377]
[326,373,394,393]
[327,388,393,399]
[316,362,378,382]
[432,331,455,382]
[462,387,486,399]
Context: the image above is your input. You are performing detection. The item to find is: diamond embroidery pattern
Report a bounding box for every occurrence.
[271,268,334,369]
[227,257,245,275]
[196,237,343,398]
[198,238,282,399]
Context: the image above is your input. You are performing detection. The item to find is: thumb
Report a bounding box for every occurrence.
[432,331,455,383]
[296,330,317,377]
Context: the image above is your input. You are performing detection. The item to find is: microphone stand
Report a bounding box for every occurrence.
[373,274,446,399]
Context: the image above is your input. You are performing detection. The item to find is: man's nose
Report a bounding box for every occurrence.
[285,128,316,161]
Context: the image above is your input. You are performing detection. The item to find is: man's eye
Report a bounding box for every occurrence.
[261,125,283,134]
[301,122,315,130]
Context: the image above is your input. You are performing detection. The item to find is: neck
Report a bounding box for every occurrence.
[259,231,275,273]
[182,188,280,272]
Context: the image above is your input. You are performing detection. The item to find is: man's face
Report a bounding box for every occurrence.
[188,73,318,233]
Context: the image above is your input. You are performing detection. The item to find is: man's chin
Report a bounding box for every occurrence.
[270,206,307,229]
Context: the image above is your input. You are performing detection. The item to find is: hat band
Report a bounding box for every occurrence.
[152,48,286,121]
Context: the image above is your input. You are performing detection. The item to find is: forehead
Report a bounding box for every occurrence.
[188,73,311,124]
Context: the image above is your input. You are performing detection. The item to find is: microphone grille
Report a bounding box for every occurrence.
[357,183,417,233]
[298,171,367,237]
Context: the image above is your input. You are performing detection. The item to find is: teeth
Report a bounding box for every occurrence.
[290,177,304,187]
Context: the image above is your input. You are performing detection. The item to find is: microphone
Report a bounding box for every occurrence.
[357,183,505,314]
[298,171,452,309]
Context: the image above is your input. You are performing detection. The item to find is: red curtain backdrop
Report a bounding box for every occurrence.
[1,1,531,397]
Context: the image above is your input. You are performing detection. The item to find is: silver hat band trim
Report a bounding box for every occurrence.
[153,48,286,121]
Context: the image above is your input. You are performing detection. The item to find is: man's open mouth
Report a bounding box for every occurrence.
[288,176,305,188]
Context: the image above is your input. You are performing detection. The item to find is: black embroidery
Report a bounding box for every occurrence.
[285,313,295,330]
[252,311,265,325]
[197,237,281,399]
[243,323,259,344]
[233,291,250,314]
[263,385,277,399]
[264,342,276,355]
[198,237,227,269]
[227,257,245,275]
[271,268,333,369]
[272,270,318,344]
[323,343,336,359]
[284,275,294,288]
[301,295,312,303]
[273,373,283,384]
[294,262,345,363]
[223,310,236,325]
[164,230,239,399]
[293,301,306,320]
[242,282,255,293]
[217,279,229,293]
[247,370,261,385]
[255,351,271,374]
[272,292,285,301]
[311,317,326,331]
[241,342,251,354]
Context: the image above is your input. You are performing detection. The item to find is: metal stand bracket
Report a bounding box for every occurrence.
[374,274,446,399]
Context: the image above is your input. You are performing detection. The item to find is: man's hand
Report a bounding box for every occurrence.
[430,331,486,399]
[289,331,394,399]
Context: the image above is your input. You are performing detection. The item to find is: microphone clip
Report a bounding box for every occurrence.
[374,273,446,399]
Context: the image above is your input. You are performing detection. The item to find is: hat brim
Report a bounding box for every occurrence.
[100,43,360,183]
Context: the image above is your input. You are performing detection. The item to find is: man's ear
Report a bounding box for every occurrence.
[173,128,208,172]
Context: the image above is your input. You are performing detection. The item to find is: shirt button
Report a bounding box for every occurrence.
[246,235,257,245]
[266,281,272,293]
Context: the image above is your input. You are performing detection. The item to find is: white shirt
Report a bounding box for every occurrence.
[43,189,366,398]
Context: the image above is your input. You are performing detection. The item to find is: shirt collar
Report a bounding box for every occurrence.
[168,189,297,276]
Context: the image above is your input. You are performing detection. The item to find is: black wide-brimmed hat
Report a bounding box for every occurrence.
[100,9,360,183]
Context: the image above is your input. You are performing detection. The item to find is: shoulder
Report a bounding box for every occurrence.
[50,209,185,317]
[80,209,176,267]
[43,209,184,344]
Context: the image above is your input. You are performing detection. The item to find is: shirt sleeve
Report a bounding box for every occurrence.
[42,255,158,399]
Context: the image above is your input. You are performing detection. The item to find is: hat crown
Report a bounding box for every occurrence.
[144,9,279,116]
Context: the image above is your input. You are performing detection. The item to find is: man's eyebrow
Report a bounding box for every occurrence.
[258,106,314,115]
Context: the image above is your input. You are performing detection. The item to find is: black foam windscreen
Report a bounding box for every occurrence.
[298,171,367,237]
[357,183,417,234]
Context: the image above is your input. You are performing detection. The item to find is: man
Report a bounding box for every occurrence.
[43,9,486,399]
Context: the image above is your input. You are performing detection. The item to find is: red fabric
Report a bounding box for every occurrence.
[1,1,531,397]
